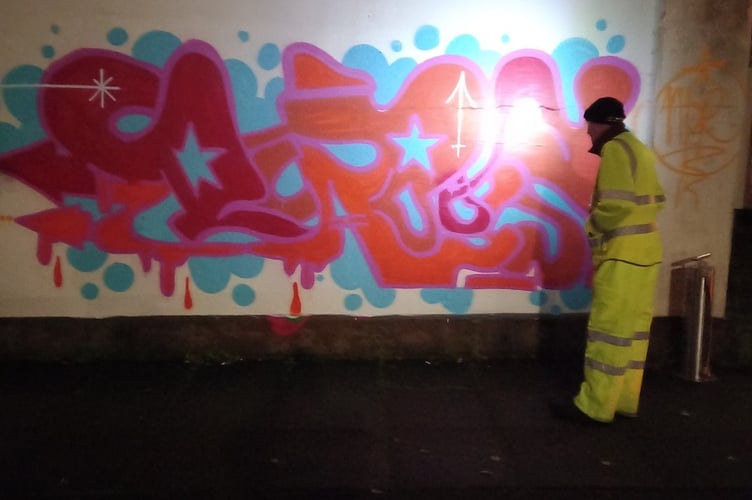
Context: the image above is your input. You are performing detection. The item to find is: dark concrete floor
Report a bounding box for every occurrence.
[0,358,750,499]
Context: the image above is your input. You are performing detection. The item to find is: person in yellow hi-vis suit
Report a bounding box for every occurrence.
[551,97,665,424]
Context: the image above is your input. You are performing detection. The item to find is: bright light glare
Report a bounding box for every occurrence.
[504,97,544,147]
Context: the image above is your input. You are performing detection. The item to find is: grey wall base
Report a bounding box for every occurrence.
[0,315,741,368]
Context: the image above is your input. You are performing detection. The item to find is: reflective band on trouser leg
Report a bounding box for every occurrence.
[616,264,659,416]
[574,260,647,422]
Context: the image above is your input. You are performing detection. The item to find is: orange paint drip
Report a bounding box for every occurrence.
[53,256,63,288]
[184,276,193,310]
[290,282,302,316]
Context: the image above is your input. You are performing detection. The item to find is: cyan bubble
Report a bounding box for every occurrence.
[445,34,499,75]
[391,40,403,52]
[420,288,473,314]
[529,290,548,307]
[232,284,256,306]
[189,255,263,294]
[561,284,592,310]
[607,35,626,54]
[415,25,440,50]
[81,283,99,300]
[342,44,416,105]
[107,27,129,46]
[103,263,135,292]
[238,31,250,43]
[51,24,60,35]
[132,30,181,67]
[596,19,607,31]
[258,43,281,70]
[345,294,363,311]
[41,46,55,59]
[67,242,108,272]
[116,113,152,133]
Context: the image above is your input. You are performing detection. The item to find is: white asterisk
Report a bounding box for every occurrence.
[88,68,120,108]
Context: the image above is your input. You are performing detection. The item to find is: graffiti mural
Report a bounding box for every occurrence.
[0,20,644,318]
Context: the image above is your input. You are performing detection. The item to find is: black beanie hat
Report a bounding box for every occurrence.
[584,97,625,124]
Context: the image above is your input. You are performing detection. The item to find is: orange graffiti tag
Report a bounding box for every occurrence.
[654,48,743,205]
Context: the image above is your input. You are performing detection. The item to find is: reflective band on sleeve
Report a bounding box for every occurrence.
[635,194,666,205]
[596,190,666,206]
[632,331,650,341]
[603,223,657,242]
[585,357,627,376]
[588,329,633,346]
[589,222,658,247]
[597,189,635,202]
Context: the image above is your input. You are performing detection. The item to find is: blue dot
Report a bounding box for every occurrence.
[345,294,363,311]
[107,27,129,46]
[232,284,256,306]
[607,35,626,54]
[51,24,60,35]
[67,241,108,272]
[132,30,182,67]
[81,283,99,300]
[530,290,548,307]
[391,40,403,52]
[238,31,250,43]
[561,286,592,310]
[501,34,511,44]
[414,25,440,50]
[116,114,152,133]
[103,263,135,292]
[258,43,280,70]
[41,45,55,59]
[596,19,607,31]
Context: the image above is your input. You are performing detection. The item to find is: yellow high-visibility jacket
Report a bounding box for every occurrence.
[586,130,665,267]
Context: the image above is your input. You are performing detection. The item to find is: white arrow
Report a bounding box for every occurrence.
[445,71,478,158]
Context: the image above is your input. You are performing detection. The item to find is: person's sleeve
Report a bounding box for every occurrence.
[585,141,635,237]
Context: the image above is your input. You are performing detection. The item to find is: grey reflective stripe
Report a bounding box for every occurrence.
[585,357,627,376]
[597,189,634,202]
[627,360,646,370]
[635,194,666,205]
[632,331,650,341]
[612,138,637,179]
[603,222,657,242]
[597,190,666,206]
[588,329,632,346]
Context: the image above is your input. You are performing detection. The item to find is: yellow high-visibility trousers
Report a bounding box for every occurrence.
[573,259,660,422]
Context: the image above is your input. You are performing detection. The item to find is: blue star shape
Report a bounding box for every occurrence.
[176,126,223,192]
[392,120,441,171]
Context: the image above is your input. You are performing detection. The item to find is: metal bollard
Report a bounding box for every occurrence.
[669,253,717,382]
